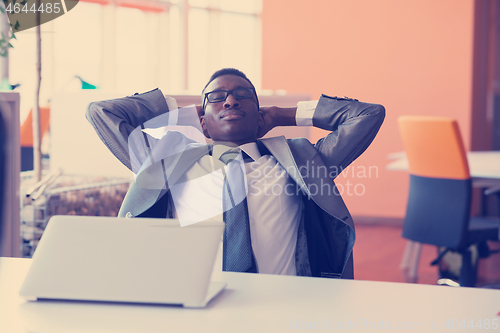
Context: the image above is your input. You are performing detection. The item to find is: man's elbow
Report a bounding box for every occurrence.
[369,104,385,127]
[86,102,97,122]
[371,104,385,118]
[86,101,105,125]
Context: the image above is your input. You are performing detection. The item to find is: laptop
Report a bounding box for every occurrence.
[19,215,226,308]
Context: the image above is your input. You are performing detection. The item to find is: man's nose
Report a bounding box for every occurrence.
[223,93,240,108]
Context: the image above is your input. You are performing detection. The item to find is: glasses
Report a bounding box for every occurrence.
[203,88,256,109]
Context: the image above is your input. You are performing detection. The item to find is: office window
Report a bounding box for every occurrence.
[188,8,210,92]
[167,5,184,92]
[219,0,262,13]
[218,13,259,84]
[7,0,262,120]
[187,0,262,93]
[9,2,103,121]
[115,7,151,92]
[51,2,102,94]
[189,0,210,7]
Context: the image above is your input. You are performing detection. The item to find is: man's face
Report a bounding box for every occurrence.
[201,74,263,145]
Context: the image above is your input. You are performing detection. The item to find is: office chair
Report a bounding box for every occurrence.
[20,107,50,171]
[398,115,500,287]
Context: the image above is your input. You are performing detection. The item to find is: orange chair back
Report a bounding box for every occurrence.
[398,116,470,180]
[20,107,50,147]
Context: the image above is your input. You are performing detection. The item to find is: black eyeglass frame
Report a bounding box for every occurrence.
[202,87,257,110]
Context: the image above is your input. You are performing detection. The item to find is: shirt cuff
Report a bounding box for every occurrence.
[295,100,318,126]
[165,96,178,125]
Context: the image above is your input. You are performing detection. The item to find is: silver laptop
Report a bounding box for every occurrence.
[19,215,226,308]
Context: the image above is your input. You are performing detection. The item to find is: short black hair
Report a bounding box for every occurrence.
[201,68,259,112]
[202,68,254,93]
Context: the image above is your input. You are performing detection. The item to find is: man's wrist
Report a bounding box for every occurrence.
[274,106,297,126]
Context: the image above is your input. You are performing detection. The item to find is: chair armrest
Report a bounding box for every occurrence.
[484,185,500,196]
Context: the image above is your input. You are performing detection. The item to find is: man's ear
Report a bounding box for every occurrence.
[258,110,265,129]
[200,116,211,139]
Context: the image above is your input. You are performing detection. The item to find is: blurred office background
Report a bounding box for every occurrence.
[1,0,499,285]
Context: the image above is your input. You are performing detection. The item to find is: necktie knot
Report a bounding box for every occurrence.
[219,148,241,165]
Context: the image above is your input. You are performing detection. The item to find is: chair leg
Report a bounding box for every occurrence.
[459,248,477,287]
[408,242,422,283]
[400,240,414,271]
[400,241,421,283]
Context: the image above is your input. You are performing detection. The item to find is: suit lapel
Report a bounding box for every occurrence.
[123,143,211,217]
[260,136,352,228]
[259,136,310,196]
[167,143,212,185]
[135,143,210,187]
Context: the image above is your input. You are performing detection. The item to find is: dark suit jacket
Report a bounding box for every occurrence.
[86,89,385,279]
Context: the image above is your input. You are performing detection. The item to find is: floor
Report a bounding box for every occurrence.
[352,222,500,288]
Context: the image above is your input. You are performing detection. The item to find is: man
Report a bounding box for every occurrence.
[86,68,385,279]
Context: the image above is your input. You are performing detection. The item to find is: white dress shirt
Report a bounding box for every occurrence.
[169,99,318,275]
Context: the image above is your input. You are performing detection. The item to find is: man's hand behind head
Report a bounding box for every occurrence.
[257,106,278,138]
[257,106,297,138]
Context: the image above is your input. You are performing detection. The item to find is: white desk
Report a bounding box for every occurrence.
[387,151,500,181]
[1,258,499,332]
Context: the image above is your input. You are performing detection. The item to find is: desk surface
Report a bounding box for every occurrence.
[1,258,499,332]
[387,151,500,180]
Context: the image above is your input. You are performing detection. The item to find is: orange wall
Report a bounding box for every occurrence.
[262,0,475,218]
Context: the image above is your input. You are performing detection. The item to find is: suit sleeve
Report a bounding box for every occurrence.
[312,94,385,171]
[86,89,171,171]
